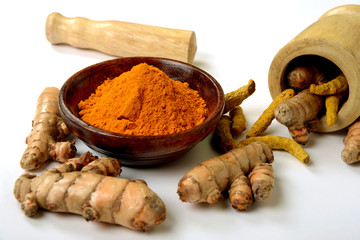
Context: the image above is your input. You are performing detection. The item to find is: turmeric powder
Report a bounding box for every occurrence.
[78,63,208,136]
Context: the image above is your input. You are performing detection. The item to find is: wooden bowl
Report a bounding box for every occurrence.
[59,57,224,167]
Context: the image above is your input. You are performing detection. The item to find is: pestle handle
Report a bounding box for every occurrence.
[45,12,197,63]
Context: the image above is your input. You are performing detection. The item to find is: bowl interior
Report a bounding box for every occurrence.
[59,57,224,166]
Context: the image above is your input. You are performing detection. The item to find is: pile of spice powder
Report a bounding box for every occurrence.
[78,63,208,135]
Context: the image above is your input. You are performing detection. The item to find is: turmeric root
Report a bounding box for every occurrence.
[229,162,273,210]
[275,89,323,145]
[229,106,246,136]
[214,115,241,152]
[248,163,274,201]
[287,65,325,90]
[20,87,76,170]
[224,79,255,113]
[238,135,310,164]
[14,153,166,231]
[310,74,348,95]
[342,119,360,164]
[48,151,121,176]
[246,89,295,138]
[177,142,274,210]
[228,175,253,210]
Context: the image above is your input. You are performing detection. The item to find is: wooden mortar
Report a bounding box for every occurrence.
[268,4,360,132]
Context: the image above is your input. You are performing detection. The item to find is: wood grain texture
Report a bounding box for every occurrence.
[46,12,197,63]
[268,4,360,132]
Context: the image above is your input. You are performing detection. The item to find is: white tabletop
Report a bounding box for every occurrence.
[2,1,360,239]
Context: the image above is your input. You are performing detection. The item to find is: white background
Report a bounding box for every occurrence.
[1,0,360,239]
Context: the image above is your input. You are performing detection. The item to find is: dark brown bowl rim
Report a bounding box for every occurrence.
[59,57,225,141]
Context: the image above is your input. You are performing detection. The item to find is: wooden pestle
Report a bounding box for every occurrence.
[45,12,197,63]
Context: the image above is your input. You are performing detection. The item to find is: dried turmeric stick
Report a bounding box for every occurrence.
[310,74,348,95]
[224,79,255,113]
[246,89,295,138]
[325,93,344,126]
[214,115,241,152]
[238,135,310,164]
[14,153,166,231]
[229,106,246,136]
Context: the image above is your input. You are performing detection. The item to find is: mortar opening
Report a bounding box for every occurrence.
[283,54,348,120]
[284,55,344,88]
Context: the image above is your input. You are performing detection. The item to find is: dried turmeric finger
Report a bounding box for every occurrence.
[325,93,344,126]
[246,89,295,138]
[224,79,255,113]
[229,106,246,136]
[310,74,348,95]
[238,135,310,164]
[214,115,241,152]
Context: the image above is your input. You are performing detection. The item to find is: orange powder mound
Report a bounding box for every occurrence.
[78,63,208,136]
